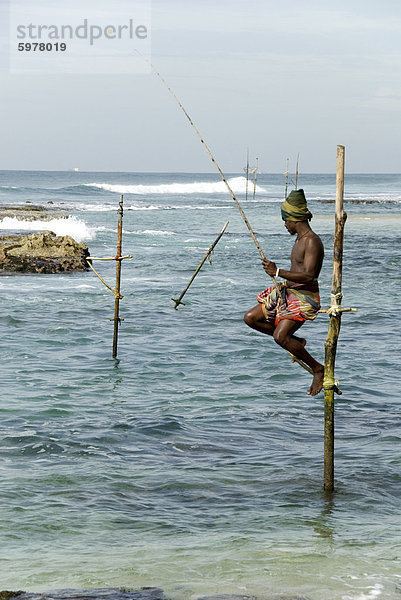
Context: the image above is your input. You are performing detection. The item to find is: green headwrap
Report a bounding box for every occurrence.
[281,189,313,222]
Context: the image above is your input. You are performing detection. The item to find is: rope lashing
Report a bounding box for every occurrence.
[323,375,342,395]
[327,292,344,316]
[87,255,132,261]
[319,292,357,316]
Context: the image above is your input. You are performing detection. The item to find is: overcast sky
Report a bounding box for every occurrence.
[1,0,400,173]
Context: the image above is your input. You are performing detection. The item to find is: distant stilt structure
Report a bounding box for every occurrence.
[295,152,300,190]
[252,157,259,201]
[244,149,250,202]
[86,195,132,358]
[285,158,289,199]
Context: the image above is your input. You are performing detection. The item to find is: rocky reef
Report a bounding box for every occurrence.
[0,589,166,600]
[0,204,68,222]
[0,204,89,274]
[0,231,90,274]
[0,589,310,600]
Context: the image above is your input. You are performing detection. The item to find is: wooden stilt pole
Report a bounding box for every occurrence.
[112,195,124,358]
[323,145,347,492]
[86,195,132,357]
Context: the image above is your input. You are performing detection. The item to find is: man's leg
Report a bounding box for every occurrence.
[243,304,274,335]
[244,304,306,346]
[273,319,324,396]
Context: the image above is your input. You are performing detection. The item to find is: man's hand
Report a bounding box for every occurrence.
[261,257,277,277]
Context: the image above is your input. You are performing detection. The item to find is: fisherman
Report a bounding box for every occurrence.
[244,189,325,396]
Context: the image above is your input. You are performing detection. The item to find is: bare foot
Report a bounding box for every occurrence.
[292,338,306,362]
[308,367,324,396]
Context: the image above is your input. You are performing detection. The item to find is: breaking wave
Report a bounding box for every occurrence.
[85,176,266,196]
[0,216,97,242]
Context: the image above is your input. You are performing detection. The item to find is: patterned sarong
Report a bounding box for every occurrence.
[257,282,320,326]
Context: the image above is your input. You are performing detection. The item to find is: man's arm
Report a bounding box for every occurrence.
[262,236,323,283]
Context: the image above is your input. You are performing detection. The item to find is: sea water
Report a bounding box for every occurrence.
[0,171,400,600]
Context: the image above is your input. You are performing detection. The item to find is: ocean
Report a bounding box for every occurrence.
[0,170,400,600]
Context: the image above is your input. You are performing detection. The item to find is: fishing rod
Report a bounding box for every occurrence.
[145,57,279,290]
[172,221,229,309]
[143,58,323,374]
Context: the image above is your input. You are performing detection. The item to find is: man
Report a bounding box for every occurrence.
[244,189,325,396]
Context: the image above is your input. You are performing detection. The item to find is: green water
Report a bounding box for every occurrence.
[0,171,400,599]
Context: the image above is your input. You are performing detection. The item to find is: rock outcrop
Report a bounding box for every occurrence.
[0,589,166,600]
[0,204,68,222]
[0,590,310,600]
[0,231,90,274]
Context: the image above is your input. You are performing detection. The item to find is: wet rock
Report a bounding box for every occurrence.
[319,198,396,205]
[0,231,90,273]
[0,591,311,600]
[0,204,68,222]
[0,588,166,600]
[197,596,258,600]
[197,596,310,600]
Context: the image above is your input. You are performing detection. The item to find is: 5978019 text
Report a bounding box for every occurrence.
[18,43,67,51]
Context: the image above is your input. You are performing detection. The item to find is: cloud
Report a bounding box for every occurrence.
[152,1,401,36]
[364,87,401,112]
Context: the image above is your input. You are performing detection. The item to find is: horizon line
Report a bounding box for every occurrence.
[1,169,400,176]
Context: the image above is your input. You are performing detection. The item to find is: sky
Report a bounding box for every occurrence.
[0,0,400,173]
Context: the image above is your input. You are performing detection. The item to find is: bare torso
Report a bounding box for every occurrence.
[286,230,324,287]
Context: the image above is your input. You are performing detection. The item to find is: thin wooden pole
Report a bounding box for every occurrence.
[245,149,250,202]
[285,158,289,199]
[172,221,229,309]
[252,157,258,201]
[323,145,347,492]
[112,195,124,358]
